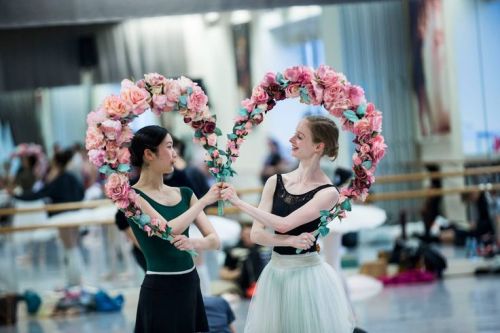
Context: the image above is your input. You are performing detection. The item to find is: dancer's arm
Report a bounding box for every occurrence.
[222,178,338,234]
[134,183,221,236]
[171,194,220,251]
[249,176,315,249]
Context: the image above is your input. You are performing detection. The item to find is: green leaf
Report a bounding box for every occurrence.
[276,73,289,87]
[341,199,352,211]
[194,130,202,138]
[356,103,367,117]
[299,87,310,104]
[138,214,150,226]
[187,87,193,95]
[117,164,130,173]
[362,160,372,169]
[343,110,359,123]
[251,108,263,117]
[319,226,330,237]
[227,133,238,140]
[238,108,249,116]
[98,165,114,175]
[214,127,222,136]
[179,95,188,107]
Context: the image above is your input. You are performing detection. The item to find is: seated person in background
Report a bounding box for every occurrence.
[220,223,265,298]
[203,296,236,333]
[461,191,496,245]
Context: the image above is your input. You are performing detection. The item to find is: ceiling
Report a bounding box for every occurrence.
[0,0,387,29]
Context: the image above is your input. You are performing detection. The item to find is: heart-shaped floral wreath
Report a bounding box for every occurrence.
[85,73,224,247]
[222,65,387,242]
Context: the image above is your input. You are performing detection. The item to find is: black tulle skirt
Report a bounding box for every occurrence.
[134,269,209,333]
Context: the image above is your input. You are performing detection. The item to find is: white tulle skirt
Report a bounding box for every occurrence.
[244,251,355,333]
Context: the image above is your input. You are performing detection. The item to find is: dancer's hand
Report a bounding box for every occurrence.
[290,232,315,250]
[220,183,240,205]
[171,234,195,251]
[200,183,222,206]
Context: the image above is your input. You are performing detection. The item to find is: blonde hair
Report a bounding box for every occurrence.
[305,115,339,160]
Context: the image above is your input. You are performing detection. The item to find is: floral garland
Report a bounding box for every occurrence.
[223,65,387,247]
[85,73,224,252]
[11,143,48,179]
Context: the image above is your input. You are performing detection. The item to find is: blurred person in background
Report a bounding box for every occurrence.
[260,138,289,185]
[8,149,85,285]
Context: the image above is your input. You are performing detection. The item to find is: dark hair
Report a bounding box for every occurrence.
[305,115,339,160]
[129,125,169,167]
[54,149,74,169]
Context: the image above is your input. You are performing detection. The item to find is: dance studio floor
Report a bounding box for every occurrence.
[0,275,498,333]
[1,230,499,333]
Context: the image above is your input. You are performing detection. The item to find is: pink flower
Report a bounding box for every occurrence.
[136,79,146,89]
[144,73,167,94]
[241,99,255,112]
[316,65,340,87]
[283,66,312,84]
[164,79,181,104]
[284,67,301,82]
[261,72,277,87]
[353,154,363,166]
[177,76,194,94]
[370,135,387,163]
[105,173,131,207]
[353,118,372,137]
[251,113,264,125]
[209,167,220,174]
[117,148,131,164]
[348,85,366,107]
[297,67,314,84]
[143,225,154,237]
[152,94,168,115]
[206,133,217,146]
[285,83,301,98]
[103,95,129,119]
[251,86,269,105]
[365,103,376,115]
[105,141,120,165]
[306,82,323,105]
[100,119,122,140]
[188,90,208,112]
[85,126,105,150]
[88,149,105,167]
[329,108,346,118]
[116,126,134,145]
[368,110,383,133]
[86,108,108,126]
[360,144,371,155]
[338,210,347,219]
[323,86,349,111]
[120,80,150,115]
